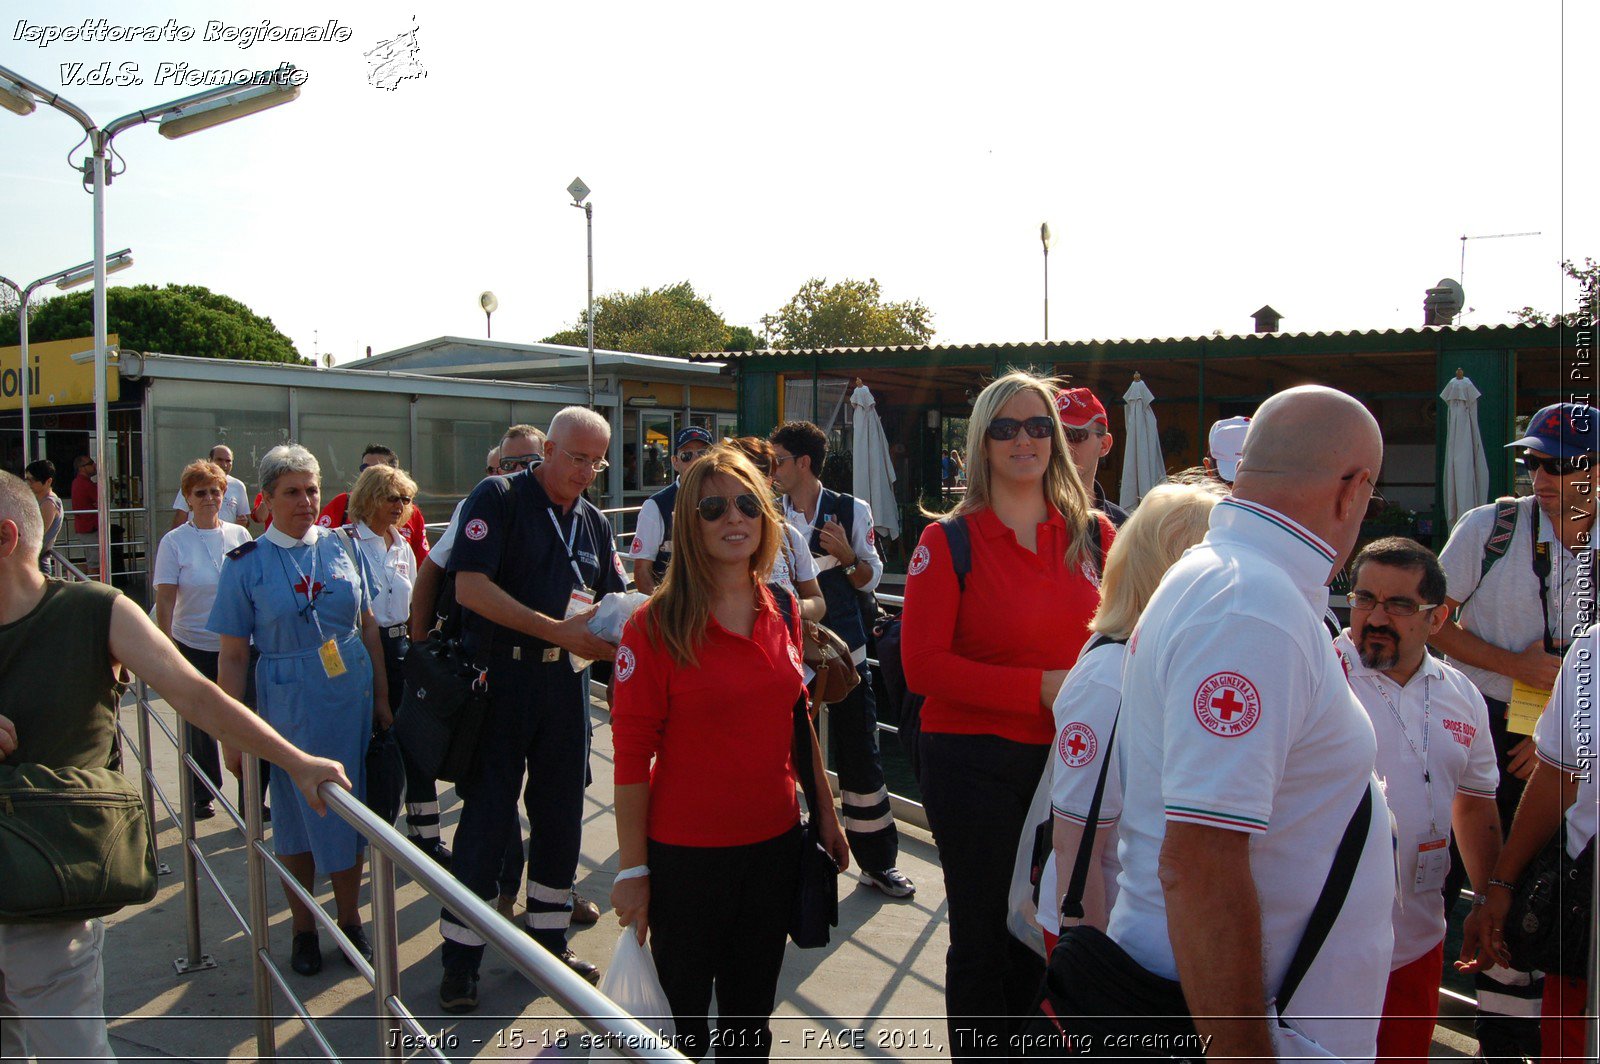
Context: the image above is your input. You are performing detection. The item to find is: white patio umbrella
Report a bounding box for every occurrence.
[849,382,900,541]
[1118,374,1165,510]
[1441,370,1491,528]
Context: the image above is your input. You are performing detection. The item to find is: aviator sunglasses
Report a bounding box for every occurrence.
[1522,453,1590,477]
[986,416,1056,442]
[696,493,763,521]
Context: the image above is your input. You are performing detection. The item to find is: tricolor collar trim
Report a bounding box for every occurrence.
[1217,497,1337,563]
[263,524,319,549]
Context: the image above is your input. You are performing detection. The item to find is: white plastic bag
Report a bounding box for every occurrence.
[589,591,649,644]
[589,930,676,1061]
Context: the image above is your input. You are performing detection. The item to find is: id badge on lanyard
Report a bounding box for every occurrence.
[550,508,595,669]
[319,638,348,678]
[1413,832,1450,894]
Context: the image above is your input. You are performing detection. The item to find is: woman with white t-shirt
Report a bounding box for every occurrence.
[1039,481,1223,951]
[154,459,254,820]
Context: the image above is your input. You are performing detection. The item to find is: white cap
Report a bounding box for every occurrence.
[1208,416,1251,483]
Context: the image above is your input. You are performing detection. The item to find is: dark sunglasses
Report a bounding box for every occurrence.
[1522,453,1590,477]
[1063,425,1106,445]
[386,494,412,505]
[986,416,1055,441]
[498,456,533,471]
[696,493,763,522]
[677,449,705,463]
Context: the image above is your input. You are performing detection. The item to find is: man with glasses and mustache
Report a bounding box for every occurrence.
[438,407,625,1011]
[629,426,712,594]
[1054,388,1128,527]
[317,444,431,564]
[1432,401,1598,1060]
[1333,538,1501,1061]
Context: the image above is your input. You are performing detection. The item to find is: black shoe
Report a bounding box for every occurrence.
[408,836,451,866]
[340,924,372,965]
[192,802,216,822]
[439,969,479,1013]
[557,949,601,985]
[290,931,321,976]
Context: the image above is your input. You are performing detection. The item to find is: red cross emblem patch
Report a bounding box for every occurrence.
[615,645,636,683]
[464,518,488,541]
[1193,672,1261,737]
[1058,721,1097,768]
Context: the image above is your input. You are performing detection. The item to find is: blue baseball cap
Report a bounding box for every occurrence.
[674,426,713,450]
[1507,403,1599,458]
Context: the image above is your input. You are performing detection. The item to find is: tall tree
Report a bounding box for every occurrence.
[761,277,934,350]
[0,284,304,363]
[542,281,740,357]
[1511,258,1599,327]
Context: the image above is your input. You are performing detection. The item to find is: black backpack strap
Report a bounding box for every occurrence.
[1460,498,1522,611]
[1058,634,1128,923]
[1276,783,1374,1015]
[1084,514,1106,579]
[938,515,973,592]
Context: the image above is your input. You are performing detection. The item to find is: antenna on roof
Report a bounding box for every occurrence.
[1458,231,1540,311]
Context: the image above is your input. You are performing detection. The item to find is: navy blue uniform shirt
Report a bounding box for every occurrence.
[448,469,626,650]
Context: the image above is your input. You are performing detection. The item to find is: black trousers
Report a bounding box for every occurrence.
[648,825,802,1063]
[829,663,897,873]
[175,642,223,810]
[920,732,1049,1062]
[378,628,442,839]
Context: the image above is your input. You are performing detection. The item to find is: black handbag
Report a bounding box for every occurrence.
[364,727,404,826]
[1503,827,1595,977]
[392,637,489,784]
[790,692,840,949]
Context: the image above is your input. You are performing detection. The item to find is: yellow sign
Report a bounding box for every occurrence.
[1507,679,1550,736]
[0,334,121,412]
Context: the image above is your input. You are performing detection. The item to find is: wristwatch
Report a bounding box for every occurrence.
[842,557,859,576]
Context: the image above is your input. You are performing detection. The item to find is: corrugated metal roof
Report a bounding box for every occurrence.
[687,322,1563,360]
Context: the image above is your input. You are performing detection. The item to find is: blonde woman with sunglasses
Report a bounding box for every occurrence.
[611,446,849,1061]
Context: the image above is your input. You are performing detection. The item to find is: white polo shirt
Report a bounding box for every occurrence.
[782,492,885,594]
[172,475,250,525]
[1336,632,1499,967]
[1107,498,1395,1061]
[430,498,469,570]
[1439,497,1594,702]
[771,524,819,597]
[350,521,415,628]
[152,521,254,651]
[1039,635,1126,935]
[1535,625,1599,859]
[629,483,674,562]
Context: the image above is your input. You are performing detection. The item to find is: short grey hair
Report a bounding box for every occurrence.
[260,444,321,497]
[548,407,610,442]
[0,470,43,559]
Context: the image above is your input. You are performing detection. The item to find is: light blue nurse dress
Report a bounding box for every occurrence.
[208,525,375,873]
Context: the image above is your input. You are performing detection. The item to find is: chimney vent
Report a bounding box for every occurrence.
[1251,305,1282,333]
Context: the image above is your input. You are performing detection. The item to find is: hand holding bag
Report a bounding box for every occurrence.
[590,930,676,1061]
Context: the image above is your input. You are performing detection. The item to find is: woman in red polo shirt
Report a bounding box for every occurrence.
[902,369,1113,1061]
[610,446,848,1062]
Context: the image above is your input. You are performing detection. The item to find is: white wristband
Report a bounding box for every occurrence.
[614,865,650,882]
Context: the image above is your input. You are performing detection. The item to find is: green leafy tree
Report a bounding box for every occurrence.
[761,277,934,350]
[0,283,304,363]
[543,281,742,357]
[1512,258,1599,327]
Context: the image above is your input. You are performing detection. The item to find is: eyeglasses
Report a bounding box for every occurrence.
[986,416,1055,441]
[498,456,534,472]
[1063,425,1107,445]
[358,462,382,474]
[677,449,705,464]
[1339,471,1388,521]
[1347,591,1440,617]
[773,454,796,467]
[1522,453,1591,477]
[696,493,762,522]
[386,494,412,505]
[562,449,610,472]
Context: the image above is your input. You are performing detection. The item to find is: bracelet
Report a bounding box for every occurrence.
[1488,878,1516,892]
[614,865,650,882]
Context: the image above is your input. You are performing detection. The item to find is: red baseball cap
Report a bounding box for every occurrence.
[1055,387,1108,428]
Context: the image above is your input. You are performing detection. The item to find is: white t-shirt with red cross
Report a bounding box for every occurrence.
[1038,636,1126,936]
[1107,498,1395,1062]
[1335,631,1499,967]
[1535,624,1599,860]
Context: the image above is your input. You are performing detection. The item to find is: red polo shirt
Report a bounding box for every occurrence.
[901,506,1110,744]
[611,585,806,846]
[317,493,430,564]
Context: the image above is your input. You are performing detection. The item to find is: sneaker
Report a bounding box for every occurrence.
[557,949,601,985]
[861,868,916,898]
[439,969,479,1013]
[290,931,321,976]
[571,890,601,925]
[340,924,373,965]
[192,802,216,822]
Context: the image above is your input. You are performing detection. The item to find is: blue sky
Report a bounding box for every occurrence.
[2,1,1594,363]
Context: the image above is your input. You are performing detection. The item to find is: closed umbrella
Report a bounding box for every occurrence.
[1118,375,1165,509]
[849,383,900,541]
[1441,371,1490,528]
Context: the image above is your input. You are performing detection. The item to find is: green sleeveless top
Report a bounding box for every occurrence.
[0,580,124,769]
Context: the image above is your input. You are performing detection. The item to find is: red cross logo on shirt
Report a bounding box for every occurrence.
[293,576,324,599]
[1058,721,1097,768]
[1193,672,1261,737]
[1067,734,1087,756]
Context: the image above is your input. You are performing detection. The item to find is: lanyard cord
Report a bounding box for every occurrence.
[275,541,329,642]
[1372,674,1434,832]
[548,508,589,590]
[1530,504,1559,654]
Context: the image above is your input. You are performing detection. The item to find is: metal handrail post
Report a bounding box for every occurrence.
[370,845,402,1063]
[242,753,276,1058]
[134,679,157,834]
[172,709,214,973]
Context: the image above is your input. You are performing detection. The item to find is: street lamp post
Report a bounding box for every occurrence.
[0,64,300,585]
[1,250,135,467]
[567,177,595,409]
[1040,221,1054,341]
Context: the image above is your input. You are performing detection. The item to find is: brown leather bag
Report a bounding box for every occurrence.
[803,621,859,705]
